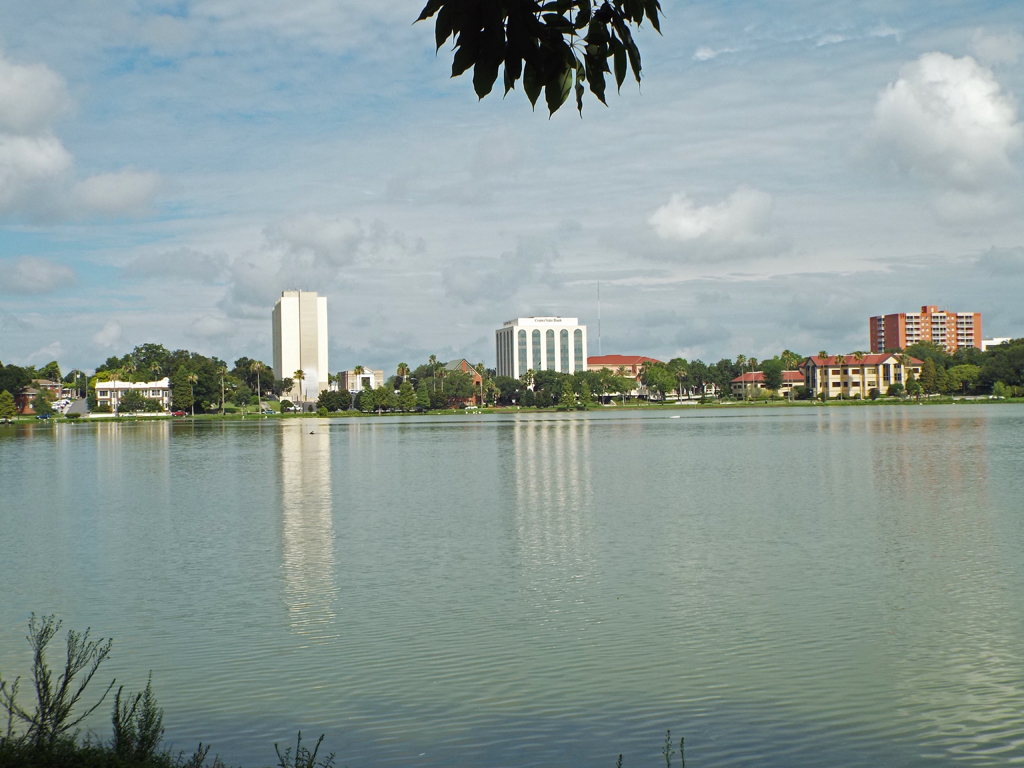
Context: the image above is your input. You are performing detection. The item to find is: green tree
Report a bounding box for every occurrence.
[416,381,431,410]
[359,385,376,413]
[172,368,193,413]
[906,373,922,401]
[38,360,61,382]
[417,0,661,116]
[0,389,16,422]
[250,360,266,412]
[233,385,253,411]
[559,377,576,409]
[817,350,828,401]
[293,369,306,402]
[317,390,351,412]
[119,389,146,414]
[887,381,905,398]
[947,364,981,394]
[920,358,938,394]
[398,380,416,412]
[33,388,54,416]
[760,359,785,393]
[578,381,591,409]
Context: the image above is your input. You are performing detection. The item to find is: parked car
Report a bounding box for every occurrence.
[172,410,187,417]
[262,408,275,414]
[36,413,51,420]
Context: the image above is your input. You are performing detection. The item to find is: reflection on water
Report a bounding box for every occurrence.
[512,418,593,593]
[279,423,337,636]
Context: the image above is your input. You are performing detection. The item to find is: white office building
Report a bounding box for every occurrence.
[273,290,329,401]
[495,317,588,380]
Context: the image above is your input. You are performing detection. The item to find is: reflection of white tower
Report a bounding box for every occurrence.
[272,290,329,401]
[512,418,593,587]
[280,423,337,636]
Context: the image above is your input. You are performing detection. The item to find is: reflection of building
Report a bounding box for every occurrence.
[496,317,588,379]
[338,369,384,393]
[94,378,172,412]
[731,370,804,397]
[280,423,337,635]
[273,290,329,401]
[511,418,593,587]
[870,306,981,353]
[804,354,922,398]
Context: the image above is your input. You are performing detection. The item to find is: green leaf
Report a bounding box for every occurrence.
[416,0,445,22]
[451,31,479,77]
[574,0,591,29]
[523,64,542,107]
[545,64,572,114]
[474,57,501,98]
[435,4,453,49]
[643,0,662,32]
[611,36,627,89]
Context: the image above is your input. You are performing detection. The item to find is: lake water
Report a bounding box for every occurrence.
[2,406,1023,767]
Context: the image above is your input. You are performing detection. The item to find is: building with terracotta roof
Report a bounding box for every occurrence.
[730,370,804,398]
[444,358,483,406]
[803,354,922,398]
[870,306,981,354]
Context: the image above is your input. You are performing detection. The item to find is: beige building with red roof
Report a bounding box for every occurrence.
[731,370,804,398]
[804,354,922,398]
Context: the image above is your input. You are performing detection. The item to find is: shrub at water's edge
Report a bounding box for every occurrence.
[1,615,683,767]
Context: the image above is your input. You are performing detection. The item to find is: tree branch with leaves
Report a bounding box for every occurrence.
[417,0,661,115]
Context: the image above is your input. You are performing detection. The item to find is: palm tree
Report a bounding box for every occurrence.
[293,369,306,403]
[251,361,265,414]
[123,355,138,382]
[187,372,198,416]
[741,354,749,403]
[853,351,866,398]
[817,350,828,400]
[427,355,438,391]
[218,365,228,415]
[396,362,409,383]
[834,354,847,400]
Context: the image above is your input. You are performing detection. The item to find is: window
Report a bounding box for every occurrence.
[574,329,583,372]
[518,330,527,374]
[546,329,555,370]
[560,329,569,372]
[832,382,841,387]
[532,329,541,371]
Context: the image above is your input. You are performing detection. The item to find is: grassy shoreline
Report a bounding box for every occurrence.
[3,395,1022,426]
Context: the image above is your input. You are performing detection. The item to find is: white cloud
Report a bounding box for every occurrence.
[817,34,846,47]
[871,53,1023,190]
[0,54,70,134]
[971,29,1024,65]
[0,256,75,294]
[269,213,364,265]
[27,341,64,365]
[442,238,559,304]
[92,320,123,348]
[693,46,738,61]
[0,51,158,221]
[649,186,774,243]
[0,134,73,216]
[73,169,161,217]
[187,314,234,339]
[869,23,901,42]
[125,248,229,281]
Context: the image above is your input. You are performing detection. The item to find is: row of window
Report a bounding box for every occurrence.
[516,328,584,373]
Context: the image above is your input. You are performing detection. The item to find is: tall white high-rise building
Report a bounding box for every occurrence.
[495,317,588,380]
[272,290,329,401]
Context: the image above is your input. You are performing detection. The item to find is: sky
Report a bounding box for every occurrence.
[1,1,1023,375]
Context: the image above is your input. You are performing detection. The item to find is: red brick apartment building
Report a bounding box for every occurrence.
[870,306,981,354]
